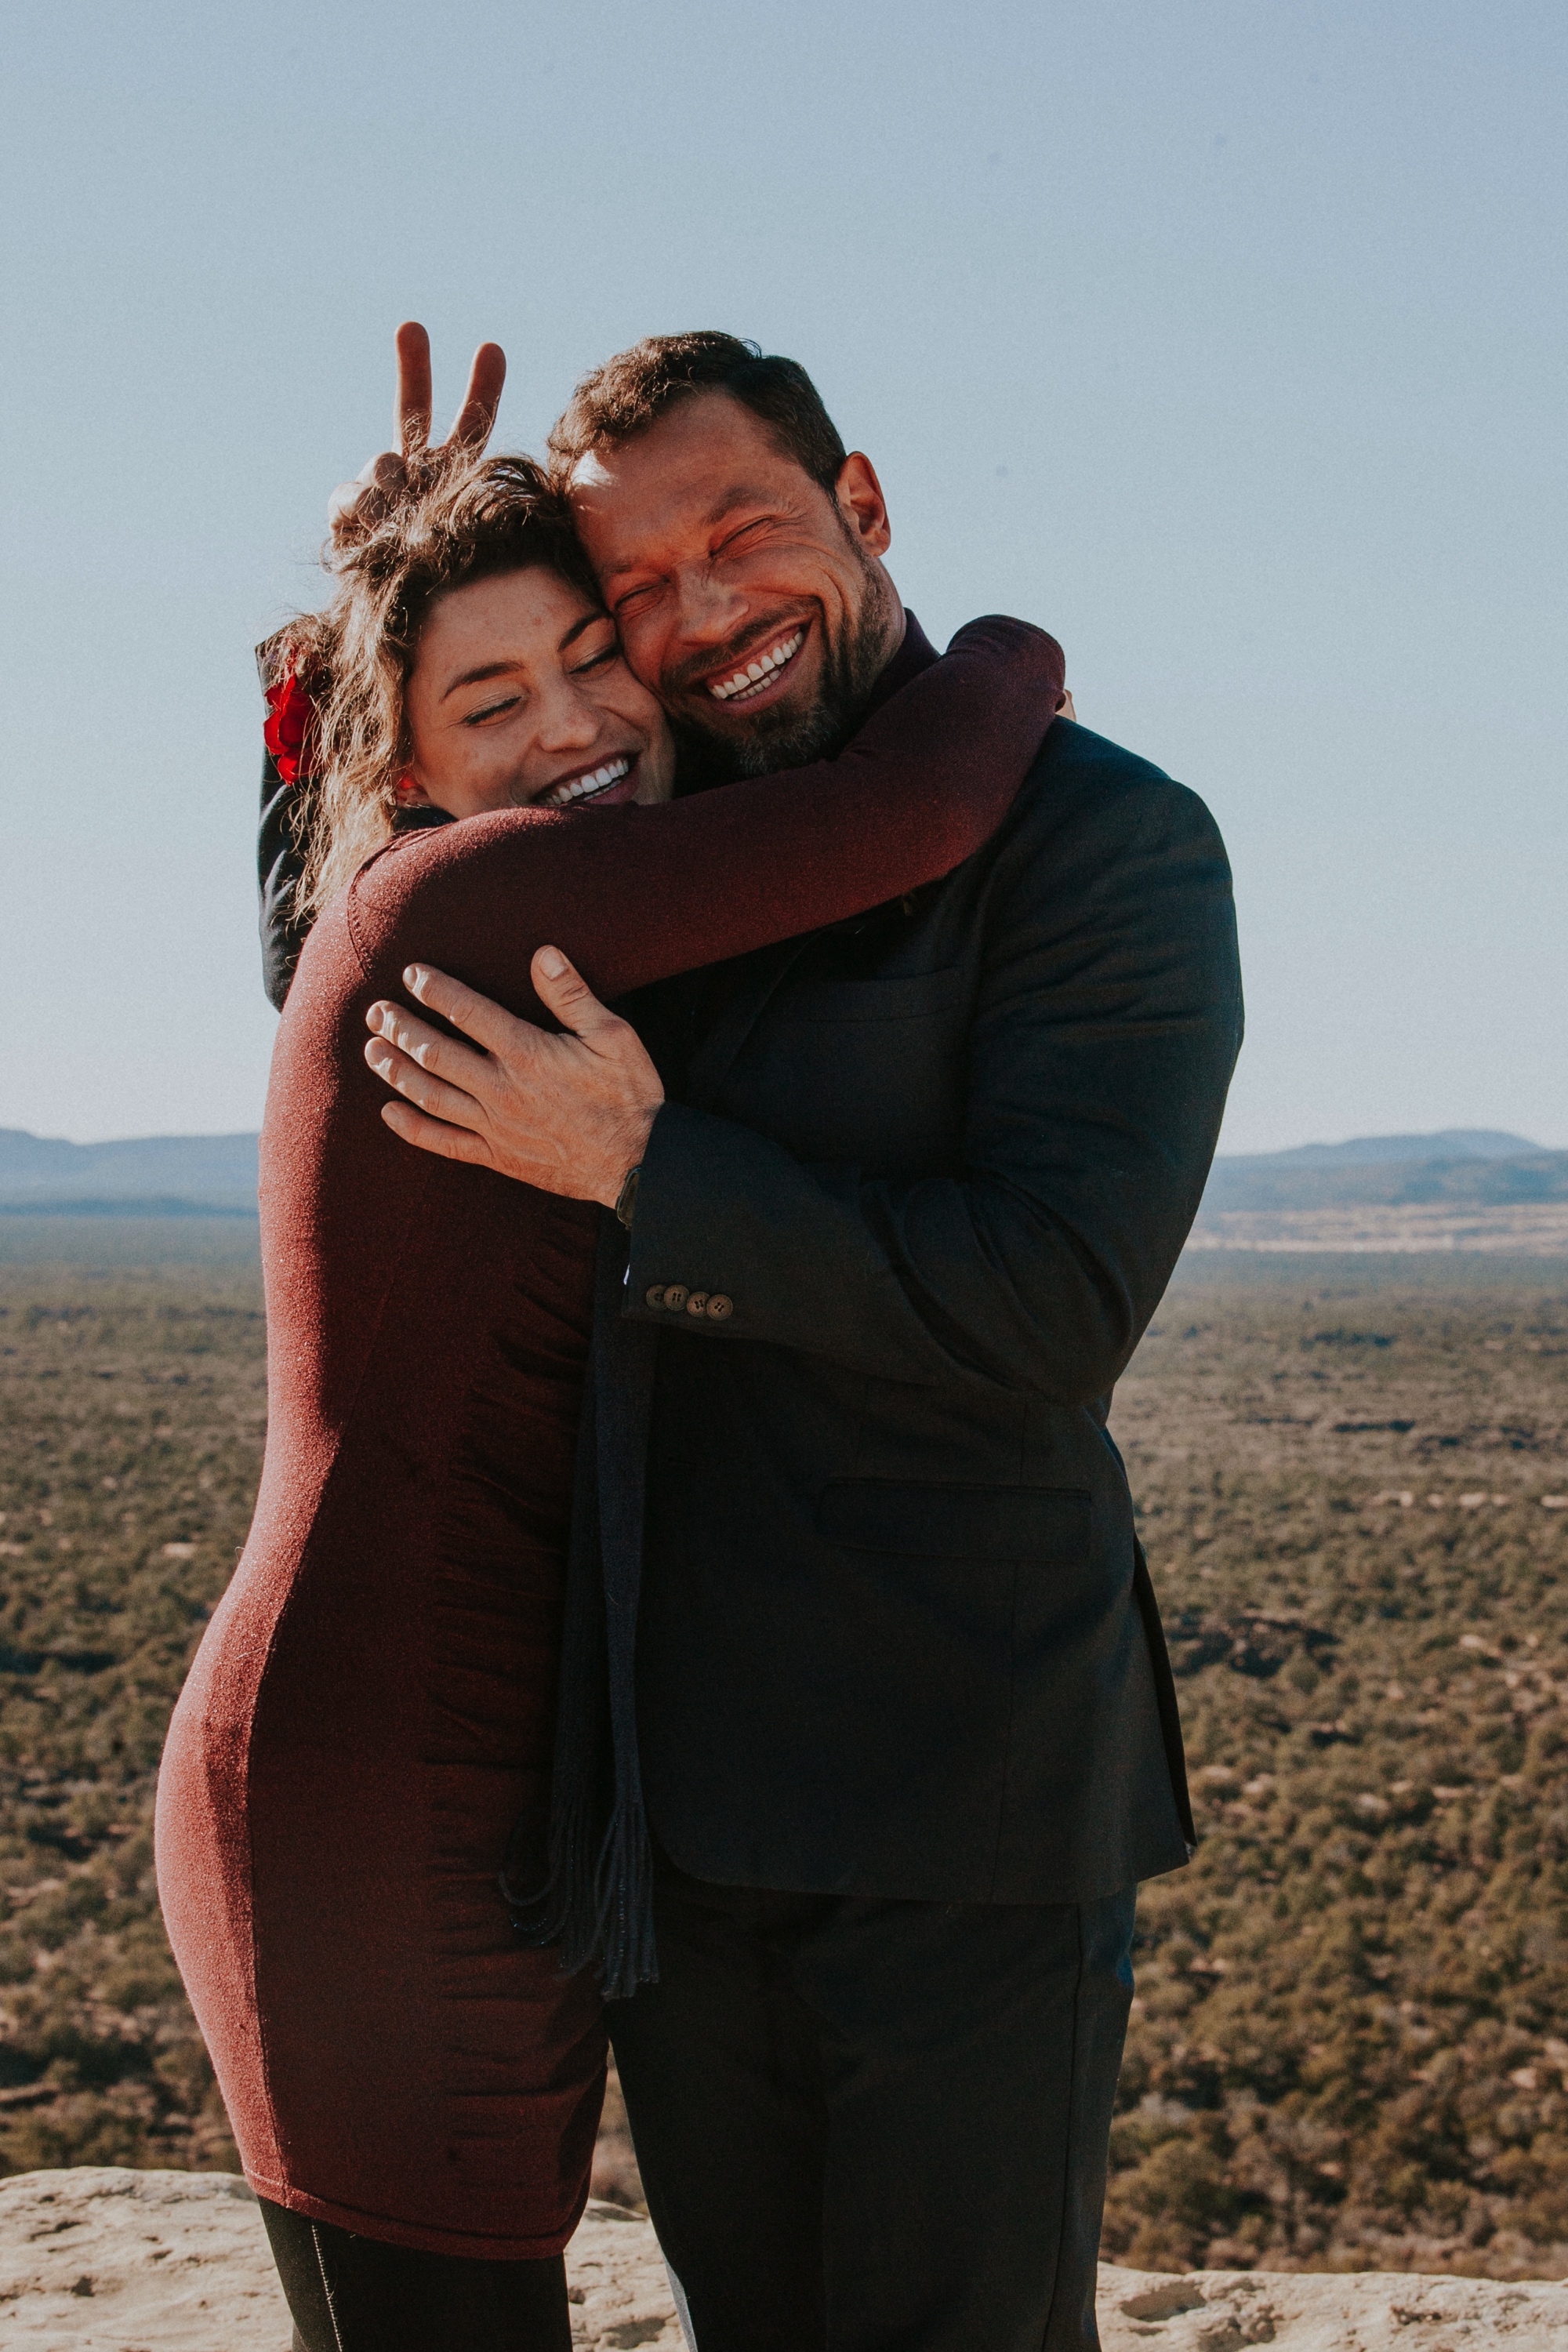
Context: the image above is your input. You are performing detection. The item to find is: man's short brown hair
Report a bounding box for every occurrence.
[546,332,849,499]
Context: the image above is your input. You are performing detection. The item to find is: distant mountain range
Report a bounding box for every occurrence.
[1218,1129,1538,1171]
[0,1131,260,1216]
[1199,1130,1568,1217]
[2,1125,1564,1220]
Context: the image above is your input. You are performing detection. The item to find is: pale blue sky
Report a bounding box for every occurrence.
[2,0,1563,1151]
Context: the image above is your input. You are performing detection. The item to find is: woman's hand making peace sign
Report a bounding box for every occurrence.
[325,321,507,543]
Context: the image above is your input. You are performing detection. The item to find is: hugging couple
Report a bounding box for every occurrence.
[155,324,1243,2352]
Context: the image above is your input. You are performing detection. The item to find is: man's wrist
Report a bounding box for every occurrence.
[597,1103,660,1212]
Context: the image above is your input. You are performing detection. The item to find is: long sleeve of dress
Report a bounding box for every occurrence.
[339,616,1064,1018]
[260,757,451,1014]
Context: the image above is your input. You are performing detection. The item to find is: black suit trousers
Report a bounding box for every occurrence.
[609,1852,1135,2352]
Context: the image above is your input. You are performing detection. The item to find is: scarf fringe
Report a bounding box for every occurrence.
[589,1781,657,2000]
[506,1776,655,2000]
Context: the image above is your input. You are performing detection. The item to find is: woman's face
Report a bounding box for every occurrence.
[401,565,675,818]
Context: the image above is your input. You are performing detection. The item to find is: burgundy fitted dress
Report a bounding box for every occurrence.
[154,617,1063,2258]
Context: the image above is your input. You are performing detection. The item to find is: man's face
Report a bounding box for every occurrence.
[567,392,902,777]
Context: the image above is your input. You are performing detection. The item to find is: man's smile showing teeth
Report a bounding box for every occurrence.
[708,628,805,703]
[540,755,633,808]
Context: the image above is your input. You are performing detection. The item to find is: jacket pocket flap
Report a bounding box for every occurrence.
[817,1479,1091,1561]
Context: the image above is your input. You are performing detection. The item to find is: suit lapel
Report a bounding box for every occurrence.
[677,617,942,1116]
[686,934,818,1112]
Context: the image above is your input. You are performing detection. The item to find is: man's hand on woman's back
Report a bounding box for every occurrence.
[325,321,506,543]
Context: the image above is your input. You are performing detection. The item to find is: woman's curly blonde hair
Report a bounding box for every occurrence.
[270,445,598,919]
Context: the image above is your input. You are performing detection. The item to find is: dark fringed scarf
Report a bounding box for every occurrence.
[503,1215,659,2000]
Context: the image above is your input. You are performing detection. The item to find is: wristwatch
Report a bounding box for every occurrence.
[614,1164,641,1231]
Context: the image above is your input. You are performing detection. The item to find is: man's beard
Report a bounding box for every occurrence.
[671,557,898,786]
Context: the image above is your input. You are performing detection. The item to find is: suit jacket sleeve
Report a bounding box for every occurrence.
[622,749,1243,1406]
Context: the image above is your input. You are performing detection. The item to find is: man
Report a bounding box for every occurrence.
[312,328,1242,2350]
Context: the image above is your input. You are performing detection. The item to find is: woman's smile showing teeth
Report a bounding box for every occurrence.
[539,753,636,808]
[708,627,805,704]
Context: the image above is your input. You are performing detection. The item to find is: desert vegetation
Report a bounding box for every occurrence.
[1108,1257,1568,2276]
[0,1240,1564,2275]
[0,1260,262,2175]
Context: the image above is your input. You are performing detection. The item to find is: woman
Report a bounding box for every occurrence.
[156,443,1064,2350]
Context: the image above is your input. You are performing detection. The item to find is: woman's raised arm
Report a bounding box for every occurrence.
[343,616,1065,1015]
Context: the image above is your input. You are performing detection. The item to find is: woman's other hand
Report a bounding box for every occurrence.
[325,323,506,543]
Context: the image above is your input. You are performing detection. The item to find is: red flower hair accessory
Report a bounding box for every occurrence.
[263,672,320,784]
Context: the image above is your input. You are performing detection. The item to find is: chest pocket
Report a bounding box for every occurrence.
[731,967,968,1174]
[775,968,965,1025]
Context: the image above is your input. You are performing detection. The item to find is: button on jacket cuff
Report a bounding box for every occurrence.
[643,1284,735,1320]
[620,1101,937,1381]
[625,1104,747,1338]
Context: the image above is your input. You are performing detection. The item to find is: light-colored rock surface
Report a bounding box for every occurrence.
[4,2171,1568,2350]
[0,2169,284,2350]
[0,2169,682,2350]
[564,2201,684,2349]
[1099,2261,1568,2351]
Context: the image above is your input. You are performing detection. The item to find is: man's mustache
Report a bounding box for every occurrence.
[662,612,813,701]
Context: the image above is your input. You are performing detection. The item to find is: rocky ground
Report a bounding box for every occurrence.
[4,2169,1568,2350]
[0,2169,684,2349]
[1102,2263,1568,2349]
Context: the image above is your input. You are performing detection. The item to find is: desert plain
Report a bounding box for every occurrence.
[0,1222,1564,2285]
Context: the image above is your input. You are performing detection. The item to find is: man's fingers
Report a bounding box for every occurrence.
[394,321,433,454]
[530,948,623,1044]
[365,1035,488,1132]
[380,1100,493,1166]
[403,965,534,1058]
[447,342,506,451]
[365,996,495,1092]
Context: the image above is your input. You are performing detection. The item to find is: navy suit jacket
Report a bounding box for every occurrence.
[618,705,1243,1903]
